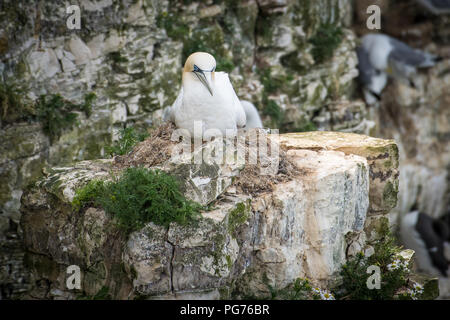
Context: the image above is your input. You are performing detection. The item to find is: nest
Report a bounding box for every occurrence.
[113,124,300,197]
[113,122,177,169]
[232,129,299,197]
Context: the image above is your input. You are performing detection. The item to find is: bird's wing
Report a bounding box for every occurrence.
[388,37,437,68]
[166,87,183,122]
[241,100,263,128]
[215,72,246,128]
[356,46,377,86]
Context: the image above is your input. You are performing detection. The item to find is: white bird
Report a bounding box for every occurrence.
[357,33,441,104]
[415,0,450,15]
[240,100,263,128]
[167,52,246,139]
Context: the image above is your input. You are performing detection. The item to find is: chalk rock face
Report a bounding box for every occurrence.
[18,131,399,299]
[378,59,450,223]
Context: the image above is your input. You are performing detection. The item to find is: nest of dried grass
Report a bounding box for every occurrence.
[113,124,299,197]
[113,122,177,169]
[232,129,299,197]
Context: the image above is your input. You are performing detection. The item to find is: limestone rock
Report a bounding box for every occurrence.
[17,131,401,299]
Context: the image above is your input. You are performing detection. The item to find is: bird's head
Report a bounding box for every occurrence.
[183,52,216,96]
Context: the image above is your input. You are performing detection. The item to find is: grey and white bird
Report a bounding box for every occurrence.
[415,0,450,15]
[400,210,450,277]
[361,33,441,84]
[240,100,263,129]
[167,52,246,139]
[357,33,441,104]
[356,46,388,105]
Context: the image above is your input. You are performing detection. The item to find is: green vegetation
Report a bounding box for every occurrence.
[72,167,202,234]
[156,11,190,41]
[258,68,294,95]
[157,8,234,72]
[257,68,296,129]
[227,201,250,237]
[0,82,35,124]
[293,117,317,132]
[106,127,149,156]
[77,286,112,300]
[36,93,96,143]
[334,231,410,300]
[269,278,313,300]
[72,180,105,212]
[309,23,343,64]
[262,97,284,128]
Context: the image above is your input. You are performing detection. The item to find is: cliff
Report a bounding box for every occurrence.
[0,0,448,299]
[18,129,403,299]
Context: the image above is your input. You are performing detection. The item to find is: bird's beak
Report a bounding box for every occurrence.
[194,71,213,96]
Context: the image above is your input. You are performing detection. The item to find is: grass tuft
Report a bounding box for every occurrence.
[36,93,96,143]
[72,167,202,234]
[106,127,149,156]
[309,23,343,64]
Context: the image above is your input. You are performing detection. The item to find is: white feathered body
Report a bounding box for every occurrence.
[361,34,392,71]
[171,72,245,138]
[241,100,263,128]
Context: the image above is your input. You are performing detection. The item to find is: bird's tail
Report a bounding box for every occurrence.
[420,53,443,68]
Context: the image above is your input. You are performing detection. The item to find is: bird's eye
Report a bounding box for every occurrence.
[193,65,201,72]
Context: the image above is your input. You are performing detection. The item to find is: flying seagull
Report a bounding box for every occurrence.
[240,100,263,128]
[167,52,246,139]
[400,210,450,277]
[357,33,441,104]
[415,0,450,15]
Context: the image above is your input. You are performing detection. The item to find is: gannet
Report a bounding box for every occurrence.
[240,100,263,128]
[356,46,388,105]
[360,33,441,86]
[415,0,450,14]
[168,52,246,139]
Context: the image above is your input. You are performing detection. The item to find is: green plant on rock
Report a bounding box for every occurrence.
[334,231,410,300]
[157,5,234,72]
[76,286,112,300]
[293,118,317,132]
[72,180,106,212]
[36,93,96,143]
[258,68,294,95]
[269,278,313,300]
[72,167,202,234]
[0,81,35,124]
[309,23,343,64]
[227,201,250,237]
[106,126,149,156]
[156,10,190,41]
[262,97,284,129]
